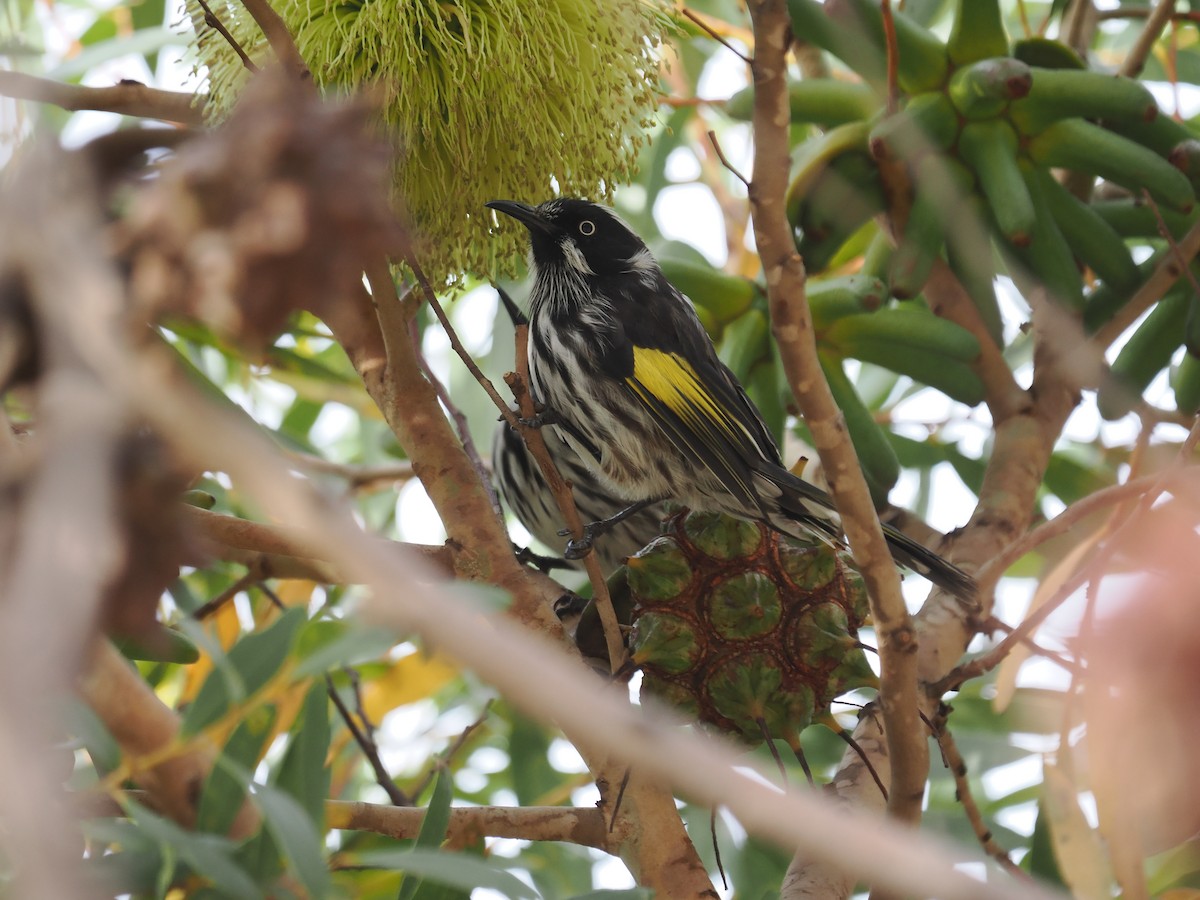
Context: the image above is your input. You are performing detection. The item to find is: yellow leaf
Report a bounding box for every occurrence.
[1043,762,1114,900]
[994,530,1099,713]
[362,651,459,723]
[274,580,316,608]
[180,599,243,705]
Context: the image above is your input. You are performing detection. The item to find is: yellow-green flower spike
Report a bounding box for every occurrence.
[188,0,668,285]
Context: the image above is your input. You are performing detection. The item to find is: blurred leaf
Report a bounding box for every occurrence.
[293,617,398,677]
[352,848,539,899]
[196,706,277,834]
[123,798,263,898]
[254,781,332,897]
[275,681,331,829]
[182,608,306,736]
[66,697,121,775]
[1042,763,1112,899]
[47,28,183,80]
[401,766,455,900]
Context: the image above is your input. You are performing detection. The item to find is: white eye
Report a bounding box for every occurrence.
[579,220,596,236]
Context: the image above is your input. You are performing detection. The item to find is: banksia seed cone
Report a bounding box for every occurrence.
[626,510,877,744]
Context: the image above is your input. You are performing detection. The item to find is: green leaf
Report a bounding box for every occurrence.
[47,28,183,80]
[293,617,398,678]
[254,781,332,898]
[196,706,277,834]
[1025,799,1065,885]
[182,608,306,737]
[401,766,456,900]
[274,682,331,830]
[351,849,539,899]
[123,798,263,899]
[66,697,121,775]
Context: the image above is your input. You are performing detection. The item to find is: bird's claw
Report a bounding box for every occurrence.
[562,530,596,560]
[518,407,560,429]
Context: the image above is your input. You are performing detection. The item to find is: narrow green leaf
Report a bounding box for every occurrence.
[182,608,306,737]
[47,28,182,79]
[196,706,277,834]
[401,767,456,900]
[293,618,398,678]
[254,782,332,898]
[123,799,263,899]
[274,681,331,829]
[66,697,121,775]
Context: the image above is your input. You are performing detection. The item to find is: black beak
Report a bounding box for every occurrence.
[486,200,557,236]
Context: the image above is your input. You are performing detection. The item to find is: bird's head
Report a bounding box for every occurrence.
[486,198,653,280]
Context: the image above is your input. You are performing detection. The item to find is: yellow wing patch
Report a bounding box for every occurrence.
[628,347,749,447]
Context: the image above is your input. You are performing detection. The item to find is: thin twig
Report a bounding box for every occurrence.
[706,130,750,189]
[981,617,1081,677]
[408,260,519,430]
[1093,217,1200,348]
[408,316,500,515]
[407,701,493,800]
[236,0,310,80]
[192,569,259,620]
[326,673,412,806]
[196,0,260,73]
[505,335,627,673]
[927,705,1031,881]
[679,7,751,63]
[1144,189,1200,299]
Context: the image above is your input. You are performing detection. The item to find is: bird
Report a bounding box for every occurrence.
[486,197,976,600]
[491,283,668,573]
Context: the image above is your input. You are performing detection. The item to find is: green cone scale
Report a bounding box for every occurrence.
[628,510,874,744]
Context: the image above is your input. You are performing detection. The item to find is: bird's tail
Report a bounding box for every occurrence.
[759,465,977,601]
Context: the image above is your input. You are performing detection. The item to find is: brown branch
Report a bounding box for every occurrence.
[973,474,1162,594]
[327,801,608,849]
[0,70,207,126]
[283,450,417,489]
[79,641,261,836]
[332,264,560,633]
[236,0,310,81]
[1093,216,1200,349]
[1121,0,1178,78]
[184,506,455,579]
[934,426,1200,696]
[745,0,928,830]
[922,262,1029,422]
